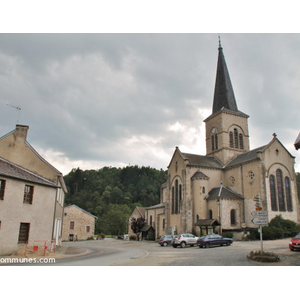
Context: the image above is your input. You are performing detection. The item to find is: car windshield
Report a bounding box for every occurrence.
[294,234,300,239]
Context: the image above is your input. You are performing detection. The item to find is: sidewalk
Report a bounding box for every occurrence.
[0,244,89,261]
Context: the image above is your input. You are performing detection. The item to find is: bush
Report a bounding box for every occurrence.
[97,233,106,240]
[265,215,300,239]
[247,250,280,262]
[129,235,137,240]
[243,229,259,241]
[222,232,233,238]
[245,215,300,241]
[262,226,282,240]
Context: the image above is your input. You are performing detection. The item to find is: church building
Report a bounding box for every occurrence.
[129,41,299,240]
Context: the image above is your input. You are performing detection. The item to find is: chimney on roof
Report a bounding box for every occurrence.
[15,124,29,141]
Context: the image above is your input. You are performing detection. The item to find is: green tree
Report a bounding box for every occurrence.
[97,204,131,235]
[63,165,167,235]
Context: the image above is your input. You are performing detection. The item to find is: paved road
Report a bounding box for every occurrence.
[51,237,300,266]
[3,238,299,266]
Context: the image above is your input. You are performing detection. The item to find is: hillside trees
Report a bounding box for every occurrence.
[63,165,167,235]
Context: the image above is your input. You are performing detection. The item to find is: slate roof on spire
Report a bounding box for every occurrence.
[212,42,238,114]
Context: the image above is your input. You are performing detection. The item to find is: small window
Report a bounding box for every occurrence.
[209,209,213,219]
[202,186,205,194]
[215,134,218,150]
[234,128,238,148]
[70,221,75,229]
[23,185,34,204]
[229,131,234,148]
[86,226,90,232]
[0,180,6,200]
[18,223,30,243]
[230,209,236,225]
[239,133,244,149]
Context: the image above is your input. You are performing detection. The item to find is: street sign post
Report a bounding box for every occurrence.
[251,211,268,217]
[251,217,268,225]
[251,195,268,254]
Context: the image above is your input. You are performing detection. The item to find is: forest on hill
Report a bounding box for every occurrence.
[63,165,167,235]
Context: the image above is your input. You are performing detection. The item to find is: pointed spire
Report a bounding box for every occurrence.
[212,39,238,114]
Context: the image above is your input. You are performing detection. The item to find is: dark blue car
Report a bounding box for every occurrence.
[197,234,233,248]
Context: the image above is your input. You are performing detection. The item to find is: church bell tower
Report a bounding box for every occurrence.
[204,40,250,165]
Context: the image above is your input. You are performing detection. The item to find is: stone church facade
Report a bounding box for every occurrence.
[130,42,300,240]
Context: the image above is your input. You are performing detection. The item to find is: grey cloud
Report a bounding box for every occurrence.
[0,33,299,174]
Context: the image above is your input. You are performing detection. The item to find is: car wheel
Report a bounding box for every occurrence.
[180,242,186,248]
[163,242,168,247]
[205,243,210,248]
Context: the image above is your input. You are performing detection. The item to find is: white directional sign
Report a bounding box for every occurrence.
[252,216,268,225]
[251,211,268,217]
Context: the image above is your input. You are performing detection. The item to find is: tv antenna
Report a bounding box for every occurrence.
[6,104,21,124]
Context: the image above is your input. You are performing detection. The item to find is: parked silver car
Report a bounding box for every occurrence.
[172,233,199,248]
[158,235,173,246]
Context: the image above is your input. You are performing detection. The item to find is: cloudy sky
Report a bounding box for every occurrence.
[0,33,300,175]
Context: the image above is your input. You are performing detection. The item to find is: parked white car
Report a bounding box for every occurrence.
[172,233,199,248]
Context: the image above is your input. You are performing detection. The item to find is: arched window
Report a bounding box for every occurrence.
[209,209,213,219]
[239,133,244,149]
[269,174,278,211]
[276,169,286,211]
[150,215,153,226]
[179,184,182,203]
[202,186,205,194]
[285,177,293,211]
[175,179,179,214]
[234,128,238,148]
[171,186,175,214]
[211,129,218,151]
[172,179,181,214]
[215,133,218,150]
[230,209,236,225]
[229,131,234,148]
